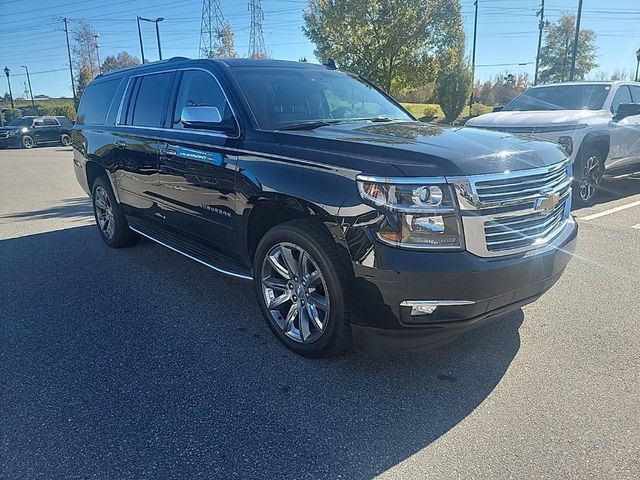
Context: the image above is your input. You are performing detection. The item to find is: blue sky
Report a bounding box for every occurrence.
[1,0,638,98]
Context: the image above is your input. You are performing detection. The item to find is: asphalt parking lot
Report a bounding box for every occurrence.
[1,147,639,479]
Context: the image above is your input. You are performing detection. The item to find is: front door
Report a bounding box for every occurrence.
[608,85,640,170]
[157,68,239,256]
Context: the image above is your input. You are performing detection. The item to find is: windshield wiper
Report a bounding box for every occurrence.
[279,120,344,131]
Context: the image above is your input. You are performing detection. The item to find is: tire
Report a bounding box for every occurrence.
[91,176,138,248]
[254,219,352,358]
[21,135,34,149]
[60,133,71,146]
[572,146,604,208]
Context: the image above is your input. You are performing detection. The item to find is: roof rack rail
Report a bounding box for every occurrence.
[95,56,191,78]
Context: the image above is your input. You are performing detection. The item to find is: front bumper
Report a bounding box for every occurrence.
[0,135,20,148]
[346,218,577,354]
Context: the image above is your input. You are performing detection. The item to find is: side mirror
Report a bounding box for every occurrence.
[615,103,640,121]
[180,106,223,130]
[492,105,503,112]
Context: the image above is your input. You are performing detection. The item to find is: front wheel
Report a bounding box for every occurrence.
[254,219,351,357]
[573,147,604,207]
[60,133,71,146]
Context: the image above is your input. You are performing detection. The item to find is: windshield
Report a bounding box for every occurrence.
[7,117,33,127]
[231,66,412,130]
[502,84,611,111]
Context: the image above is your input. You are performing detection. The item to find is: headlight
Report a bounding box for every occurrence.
[558,136,573,156]
[357,177,463,250]
[8,129,19,136]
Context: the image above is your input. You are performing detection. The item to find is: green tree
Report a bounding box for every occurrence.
[303,0,466,94]
[538,14,598,83]
[73,20,99,106]
[101,51,140,73]
[436,49,471,123]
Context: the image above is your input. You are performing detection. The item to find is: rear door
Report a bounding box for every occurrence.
[43,117,61,142]
[112,70,176,223]
[157,67,240,256]
[32,118,48,143]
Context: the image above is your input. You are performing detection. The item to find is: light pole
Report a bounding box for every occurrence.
[93,33,102,73]
[4,66,14,109]
[636,48,640,82]
[136,16,146,64]
[21,66,35,109]
[138,17,164,61]
[569,0,584,81]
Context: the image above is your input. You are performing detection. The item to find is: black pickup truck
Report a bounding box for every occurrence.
[72,58,577,357]
[0,115,73,148]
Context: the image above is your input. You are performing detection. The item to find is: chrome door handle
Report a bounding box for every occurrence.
[115,140,126,148]
[160,148,177,158]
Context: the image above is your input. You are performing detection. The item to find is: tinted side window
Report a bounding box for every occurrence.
[630,86,640,103]
[172,70,234,130]
[34,119,45,127]
[43,118,59,126]
[610,86,632,114]
[77,78,121,125]
[131,72,173,127]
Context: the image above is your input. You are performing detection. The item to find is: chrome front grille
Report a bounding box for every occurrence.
[474,161,569,205]
[484,198,567,252]
[448,159,573,257]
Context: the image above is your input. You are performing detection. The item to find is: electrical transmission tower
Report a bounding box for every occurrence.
[248,0,267,59]
[199,0,226,58]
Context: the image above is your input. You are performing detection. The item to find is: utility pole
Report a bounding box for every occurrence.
[62,18,77,106]
[469,0,479,108]
[569,0,583,81]
[534,0,545,85]
[155,20,163,60]
[93,33,101,73]
[21,66,35,109]
[137,16,146,64]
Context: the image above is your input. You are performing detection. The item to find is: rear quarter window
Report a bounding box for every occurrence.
[76,78,122,125]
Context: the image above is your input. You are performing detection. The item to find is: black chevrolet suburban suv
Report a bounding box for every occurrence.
[0,115,73,148]
[72,58,577,357]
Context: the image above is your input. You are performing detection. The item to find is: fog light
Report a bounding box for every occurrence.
[410,304,438,315]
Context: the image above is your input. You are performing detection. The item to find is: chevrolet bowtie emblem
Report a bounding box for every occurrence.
[536,192,560,214]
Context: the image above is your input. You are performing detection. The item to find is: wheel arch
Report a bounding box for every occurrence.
[242,194,353,274]
[85,160,120,203]
[579,130,610,162]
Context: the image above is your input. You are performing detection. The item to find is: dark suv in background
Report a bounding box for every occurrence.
[72,57,577,357]
[0,115,73,148]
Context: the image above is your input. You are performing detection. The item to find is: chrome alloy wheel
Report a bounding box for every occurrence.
[261,242,330,343]
[579,154,603,201]
[94,185,115,240]
[22,136,33,148]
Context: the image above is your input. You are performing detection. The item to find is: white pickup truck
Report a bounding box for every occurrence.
[466,81,640,206]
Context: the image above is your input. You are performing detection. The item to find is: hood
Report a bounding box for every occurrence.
[466,109,609,130]
[0,126,20,132]
[273,121,567,177]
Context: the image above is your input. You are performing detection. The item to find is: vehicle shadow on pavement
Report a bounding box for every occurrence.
[0,225,523,480]
[0,197,92,221]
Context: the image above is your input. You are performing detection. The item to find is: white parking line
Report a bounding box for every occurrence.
[633,224,640,230]
[580,200,640,221]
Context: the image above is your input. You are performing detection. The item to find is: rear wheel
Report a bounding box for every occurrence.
[60,133,71,146]
[573,147,604,207]
[254,219,351,357]
[91,176,138,248]
[21,135,34,149]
